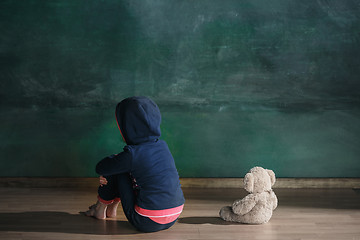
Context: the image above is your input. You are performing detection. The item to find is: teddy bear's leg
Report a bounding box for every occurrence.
[219,206,244,222]
[219,206,233,221]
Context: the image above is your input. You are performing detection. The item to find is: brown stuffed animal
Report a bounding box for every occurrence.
[219,166,278,224]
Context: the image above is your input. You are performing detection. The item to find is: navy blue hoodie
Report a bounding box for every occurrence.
[95,96,185,212]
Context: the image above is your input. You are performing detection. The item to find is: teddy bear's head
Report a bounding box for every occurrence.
[243,167,276,193]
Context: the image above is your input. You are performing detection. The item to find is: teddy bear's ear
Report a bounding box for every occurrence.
[244,173,254,193]
[266,169,276,186]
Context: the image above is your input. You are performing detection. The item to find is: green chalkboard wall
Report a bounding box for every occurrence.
[1,0,359,177]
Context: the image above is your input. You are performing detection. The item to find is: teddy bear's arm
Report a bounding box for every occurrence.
[232,194,257,215]
[270,191,278,210]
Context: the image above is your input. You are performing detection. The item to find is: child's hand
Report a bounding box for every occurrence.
[99,176,108,186]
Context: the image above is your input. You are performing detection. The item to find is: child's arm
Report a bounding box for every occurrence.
[96,150,132,176]
[99,176,108,186]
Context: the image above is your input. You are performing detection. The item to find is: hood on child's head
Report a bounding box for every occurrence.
[115,96,161,145]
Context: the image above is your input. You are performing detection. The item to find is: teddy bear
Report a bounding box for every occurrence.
[219,166,278,224]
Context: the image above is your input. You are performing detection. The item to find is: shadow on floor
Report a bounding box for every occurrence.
[178,216,241,225]
[0,211,139,235]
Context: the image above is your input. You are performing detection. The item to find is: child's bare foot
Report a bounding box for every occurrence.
[106,201,120,218]
[85,201,107,219]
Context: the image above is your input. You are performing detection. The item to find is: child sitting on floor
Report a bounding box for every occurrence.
[85,96,185,233]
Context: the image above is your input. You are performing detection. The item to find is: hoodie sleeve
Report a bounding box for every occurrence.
[95,148,132,176]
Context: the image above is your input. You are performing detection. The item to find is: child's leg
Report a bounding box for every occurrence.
[97,174,120,203]
[86,175,121,219]
[115,173,176,232]
[85,200,107,219]
[106,200,120,218]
